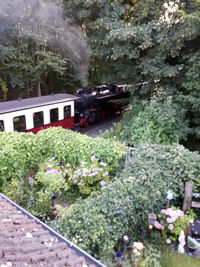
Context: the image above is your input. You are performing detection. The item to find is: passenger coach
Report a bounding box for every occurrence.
[0,94,78,133]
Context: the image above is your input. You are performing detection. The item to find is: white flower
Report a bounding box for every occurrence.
[166,239,171,244]
[100,162,107,167]
[91,156,97,161]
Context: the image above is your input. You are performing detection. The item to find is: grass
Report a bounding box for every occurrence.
[160,251,200,267]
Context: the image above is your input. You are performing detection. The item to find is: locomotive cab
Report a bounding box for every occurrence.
[75,84,127,127]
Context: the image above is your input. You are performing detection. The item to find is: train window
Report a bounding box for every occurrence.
[13,115,26,132]
[0,120,4,131]
[50,108,58,123]
[33,111,44,128]
[64,105,71,119]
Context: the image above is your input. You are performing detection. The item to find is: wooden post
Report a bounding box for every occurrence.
[166,200,170,209]
[183,181,193,212]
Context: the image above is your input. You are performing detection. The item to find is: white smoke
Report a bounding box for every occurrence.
[0,0,88,86]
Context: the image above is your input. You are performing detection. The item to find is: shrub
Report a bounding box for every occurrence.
[68,156,110,195]
[0,127,125,190]
[50,143,200,260]
[0,132,40,188]
[5,177,52,219]
[102,96,190,146]
[154,207,195,242]
[36,127,125,170]
[124,143,200,194]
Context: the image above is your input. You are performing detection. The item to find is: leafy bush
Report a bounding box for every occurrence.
[0,127,125,190]
[5,177,52,219]
[0,132,40,188]
[68,156,110,194]
[5,156,110,217]
[154,208,195,242]
[102,96,190,146]
[36,127,125,170]
[124,143,200,194]
[50,143,200,260]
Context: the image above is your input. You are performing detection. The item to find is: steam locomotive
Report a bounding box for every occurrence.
[75,84,128,127]
[0,84,129,133]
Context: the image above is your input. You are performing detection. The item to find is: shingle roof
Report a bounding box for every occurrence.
[0,194,104,267]
[0,94,79,115]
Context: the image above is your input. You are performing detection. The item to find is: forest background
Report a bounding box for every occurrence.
[0,0,200,148]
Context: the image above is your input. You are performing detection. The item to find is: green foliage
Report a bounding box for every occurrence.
[36,172,67,197]
[154,208,195,242]
[103,96,190,145]
[62,0,200,145]
[0,132,41,189]
[0,0,84,98]
[5,177,51,219]
[124,143,200,194]
[2,127,125,217]
[68,157,110,194]
[49,143,200,260]
[36,127,126,171]
[183,52,200,93]
[0,127,125,191]
[182,51,200,138]
[143,245,161,267]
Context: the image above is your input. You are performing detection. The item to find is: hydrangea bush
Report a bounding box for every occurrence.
[38,156,110,195]
[5,155,111,217]
[68,156,109,194]
[154,208,195,242]
[0,127,125,190]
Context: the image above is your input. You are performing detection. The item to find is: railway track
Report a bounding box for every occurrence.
[77,114,122,137]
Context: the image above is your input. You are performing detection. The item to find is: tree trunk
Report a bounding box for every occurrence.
[49,69,54,94]
[36,81,42,97]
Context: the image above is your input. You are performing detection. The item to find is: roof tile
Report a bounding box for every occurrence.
[0,195,103,267]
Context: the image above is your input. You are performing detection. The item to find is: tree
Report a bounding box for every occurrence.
[0,0,87,99]
[63,0,200,145]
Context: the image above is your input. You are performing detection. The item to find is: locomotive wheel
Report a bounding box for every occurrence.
[88,112,96,124]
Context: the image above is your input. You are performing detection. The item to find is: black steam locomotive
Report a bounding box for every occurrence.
[75,84,129,127]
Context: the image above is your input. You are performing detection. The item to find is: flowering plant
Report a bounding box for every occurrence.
[68,156,110,194]
[154,207,195,242]
[39,156,110,195]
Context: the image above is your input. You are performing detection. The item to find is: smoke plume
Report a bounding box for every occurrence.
[0,0,88,86]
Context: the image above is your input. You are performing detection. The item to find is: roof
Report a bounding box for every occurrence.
[0,94,79,115]
[0,193,105,267]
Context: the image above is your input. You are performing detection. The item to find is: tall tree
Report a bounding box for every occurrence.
[0,0,87,99]
[62,0,200,145]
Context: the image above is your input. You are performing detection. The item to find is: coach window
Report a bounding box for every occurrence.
[64,105,71,119]
[0,120,4,131]
[50,108,59,123]
[33,111,44,128]
[13,115,26,132]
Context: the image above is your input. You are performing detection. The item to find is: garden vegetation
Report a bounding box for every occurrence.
[1,0,200,265]
[50,144,200,261]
